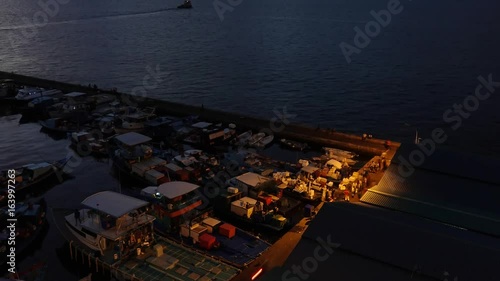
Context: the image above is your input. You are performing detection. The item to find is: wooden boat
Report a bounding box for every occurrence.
[0,159,68,196]
[232,130,252,145]
[255,135,274,148]
[280,138,308,151]
[39,118,81,133]
[70,131,108,157]
[248,132,265,146]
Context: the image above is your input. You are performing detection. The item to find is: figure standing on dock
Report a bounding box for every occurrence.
[74,209,81,225]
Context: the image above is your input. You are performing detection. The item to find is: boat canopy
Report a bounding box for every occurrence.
[156,181,200,199]
[236,172,270,188]
[115,132,151,147]
[24,162,52,178]
[81,191,149,218]
[301,165,319,174]
[192,122,212,129]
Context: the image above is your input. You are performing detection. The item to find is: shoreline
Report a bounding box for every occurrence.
[0,71,400,158]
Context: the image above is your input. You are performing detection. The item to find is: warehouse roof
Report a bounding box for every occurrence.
[362,144,500,236]
[262,202,500,281]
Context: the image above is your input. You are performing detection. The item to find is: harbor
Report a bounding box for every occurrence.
[1,73,398,281]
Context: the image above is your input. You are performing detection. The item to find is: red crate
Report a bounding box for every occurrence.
[258,195,272,206]
[219,223,236,238]
[199,233,216,250]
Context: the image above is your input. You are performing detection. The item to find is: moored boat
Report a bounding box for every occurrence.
[280,138,308,151]
[178,0,192,8]
[323,147,357,159]
[255,135,274,148]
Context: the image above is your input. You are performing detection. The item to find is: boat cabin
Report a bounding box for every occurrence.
[140,181,204,234]
[65,191,155,258]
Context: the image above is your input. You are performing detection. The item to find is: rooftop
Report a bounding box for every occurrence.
[115,132,151,147]
[81,191,149,218]
[156,181,200,199]
[235,172,269,187]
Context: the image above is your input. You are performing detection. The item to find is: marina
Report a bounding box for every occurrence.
[1,73,398,280]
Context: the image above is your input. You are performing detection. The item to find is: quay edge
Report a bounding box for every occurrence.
[0,71,400,157]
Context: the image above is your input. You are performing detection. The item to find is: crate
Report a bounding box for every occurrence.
[219,223,236,239]
[199,233,216,250]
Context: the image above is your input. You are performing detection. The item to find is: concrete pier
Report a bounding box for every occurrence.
[0,71,400,157]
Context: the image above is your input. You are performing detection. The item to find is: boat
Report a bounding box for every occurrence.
[39,118,82,134]
[64,191,156,254]
[70,131,108,157]
[323,147,357,159]
[280,138,308,151]
[0,159,68,197]
[111,132,171,186]
[52,191,240,281]
[232,130,252,146]
[114,107,156,134]
[140,182,272,268]
[255,135,274,148]
[248,132,265,147]
[178,0,192,8]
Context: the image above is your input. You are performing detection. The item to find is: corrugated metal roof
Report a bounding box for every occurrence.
[361,144,500,236]
[392,143,500,185]
[266,203,500,281]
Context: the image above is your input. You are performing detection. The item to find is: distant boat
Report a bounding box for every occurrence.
[323,147,357,159]
[280,138,308,151]
[248,132,265,146]
[178,0,192,8]
[15,88,62,101]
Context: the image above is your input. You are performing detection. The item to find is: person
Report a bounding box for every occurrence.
[74,209,81,225]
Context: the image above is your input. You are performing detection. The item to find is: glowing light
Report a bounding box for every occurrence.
[252,268,263,280]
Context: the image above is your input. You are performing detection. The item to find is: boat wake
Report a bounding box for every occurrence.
[0,8,178,32]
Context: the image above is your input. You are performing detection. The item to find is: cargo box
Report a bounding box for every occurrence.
[219,223,235,239]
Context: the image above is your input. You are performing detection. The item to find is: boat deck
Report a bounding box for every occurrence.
[168,227,271,268]
[51,207,240,281]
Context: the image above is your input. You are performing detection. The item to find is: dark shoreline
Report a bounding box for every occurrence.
[0,71,399,157]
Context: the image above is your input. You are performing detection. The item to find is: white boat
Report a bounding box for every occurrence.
[255,135,274,148]
[323,147,357,159]
[15,88,62,101]
[65,191,155,254]
[248,132,265,146]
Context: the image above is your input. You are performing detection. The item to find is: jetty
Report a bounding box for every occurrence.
[0,71,400,157]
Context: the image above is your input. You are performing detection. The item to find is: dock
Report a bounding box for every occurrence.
[0,71,400,156]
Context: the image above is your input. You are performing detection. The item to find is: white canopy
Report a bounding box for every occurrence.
[81,191,149,218]
[326,159,342,169]
[156,181,200,199]
[236,172,269,188]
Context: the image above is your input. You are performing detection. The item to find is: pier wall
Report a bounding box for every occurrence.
[0,71,399,157]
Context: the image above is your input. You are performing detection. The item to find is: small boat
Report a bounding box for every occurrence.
[280,138,308,151]
[178,0,192,8]
[70,131,108,156]
[248,132,265,146]
[39,118,81,134]
[233,130,252,146]
[0,159,68,196]
[255,135,274,148]
[323,147,357,159]
[114,107,156,134]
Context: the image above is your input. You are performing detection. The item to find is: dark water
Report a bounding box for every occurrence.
[1,0,500,279]
[1,0,499,154]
